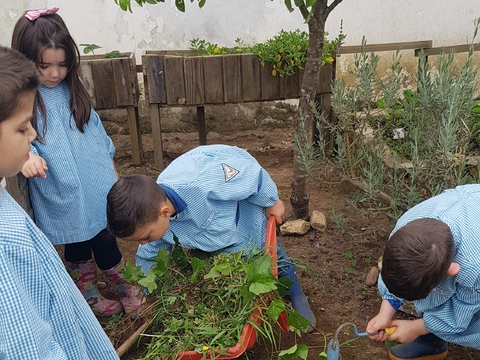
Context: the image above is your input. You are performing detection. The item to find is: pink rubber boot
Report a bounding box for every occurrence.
[103,258,145,315]
[66,259,123,317]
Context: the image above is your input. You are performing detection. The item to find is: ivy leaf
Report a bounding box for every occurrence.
[213,262,233,276]
[317,351,327,360]
[138,271,158,294]
[243,254,272,278]
[204,268,222,279]
[279,344,308,360]
[190,257,205,282]
[240,283,254,304]
[277,274,294,297]
[249,274,277,295]
[286,309,312,331]
[266,298,286,321]
[172,233,189,269]
[121,259,145,284]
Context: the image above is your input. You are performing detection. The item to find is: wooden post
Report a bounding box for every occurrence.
[127,105,143,165]
[150,104,164,170]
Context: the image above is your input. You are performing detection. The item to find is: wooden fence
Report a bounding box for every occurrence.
[7,39,480,209]
[142,50,335,168]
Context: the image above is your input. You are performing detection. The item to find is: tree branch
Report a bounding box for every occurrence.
[298,3,315,26]
[325,0,343,18]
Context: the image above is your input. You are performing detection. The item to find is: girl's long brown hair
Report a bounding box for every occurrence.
[11,12,92,136]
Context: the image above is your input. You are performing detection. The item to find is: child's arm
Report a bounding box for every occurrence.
[21,152,48,179]
[0,248,66,358]
[367,299,397,341]
[266,199,285,224]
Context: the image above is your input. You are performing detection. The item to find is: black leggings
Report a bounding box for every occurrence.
[64,229,122,270]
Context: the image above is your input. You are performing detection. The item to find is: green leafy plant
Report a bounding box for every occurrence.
[121,234,311,360]
[331,20,480,216]
[79,43,121,58]
[79,43,102,55]
[189,29,343,77]
[331,207,347,233]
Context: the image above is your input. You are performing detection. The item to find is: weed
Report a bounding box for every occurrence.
[345,251,357,266]
[359,284,367,298]
[364,253,372,265]
[331,207,347,232]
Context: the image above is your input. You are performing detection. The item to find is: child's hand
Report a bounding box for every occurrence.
[384,319,428,344]
[367,313,392,341]
[21,153,48,179]
[367,299,397,341]
[266,199,285,224]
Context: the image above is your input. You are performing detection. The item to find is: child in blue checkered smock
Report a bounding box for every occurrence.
[107,144,317,331]
[12,8,143,317]
[366,185,480,359]
[0,46,119,359]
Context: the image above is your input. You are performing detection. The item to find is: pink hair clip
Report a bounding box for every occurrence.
[24,7,60,21]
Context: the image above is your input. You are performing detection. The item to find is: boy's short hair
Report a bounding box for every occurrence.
[0,46,39,123]
[381,218,454,301]
[107,174,167,238]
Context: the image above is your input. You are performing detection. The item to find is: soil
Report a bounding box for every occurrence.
[98,121,480,360]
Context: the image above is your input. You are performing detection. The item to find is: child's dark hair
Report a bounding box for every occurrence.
[382,218,454,301]
[11,12,92,134]
[0,46,39,123]
[107,175,168,238]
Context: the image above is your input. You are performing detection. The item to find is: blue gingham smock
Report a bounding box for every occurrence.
[378,184,480,349]
[136,144,279,273]
[28,81,117,245]
[0,187,119,359]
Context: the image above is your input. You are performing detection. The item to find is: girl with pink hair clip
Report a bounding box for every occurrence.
[11,7,144,319]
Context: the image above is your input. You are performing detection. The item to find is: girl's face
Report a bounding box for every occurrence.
[38,48,68,88]
[0,91,37,178]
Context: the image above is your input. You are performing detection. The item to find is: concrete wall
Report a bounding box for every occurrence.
[2,1,478,57]
[2,1,479,131]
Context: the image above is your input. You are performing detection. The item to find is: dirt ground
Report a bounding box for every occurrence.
[104,123,480,360]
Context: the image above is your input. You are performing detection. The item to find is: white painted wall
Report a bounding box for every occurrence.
[1,1,479,59]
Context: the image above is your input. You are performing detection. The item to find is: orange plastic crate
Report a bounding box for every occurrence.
[173,216,289,360]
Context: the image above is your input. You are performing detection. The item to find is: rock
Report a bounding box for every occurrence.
[310,210,326,232]
[280,219,311,235]
[365,266,379,286]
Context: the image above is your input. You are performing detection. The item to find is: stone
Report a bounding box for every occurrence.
[365,266,379,286]
[310,210,327,232]
[280,219,311,235]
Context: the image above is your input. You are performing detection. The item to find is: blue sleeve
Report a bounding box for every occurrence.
[90,110,115,159]
[378,274,406,311]
[0,247,68,359]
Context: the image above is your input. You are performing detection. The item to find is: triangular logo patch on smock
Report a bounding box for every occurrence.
[222,163,239,182]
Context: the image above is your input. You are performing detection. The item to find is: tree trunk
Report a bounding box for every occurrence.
[290,2,328,219]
